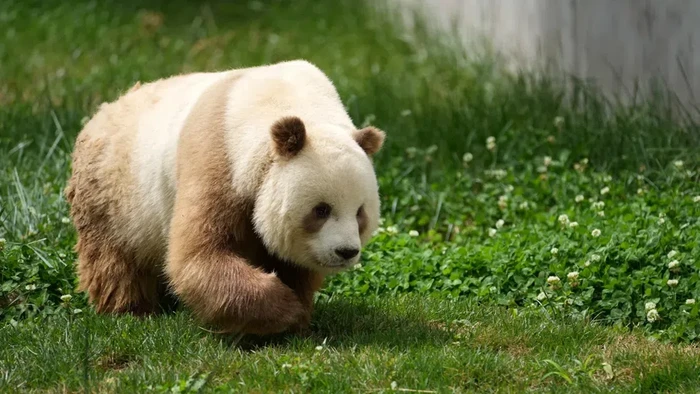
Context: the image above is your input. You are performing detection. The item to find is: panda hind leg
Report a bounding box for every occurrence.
[75,237,165,316]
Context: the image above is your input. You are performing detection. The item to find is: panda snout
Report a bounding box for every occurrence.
[335,247,359,260]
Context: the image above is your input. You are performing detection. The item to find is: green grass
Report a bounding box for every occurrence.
[1,0,700,391]
[3,296,700,393]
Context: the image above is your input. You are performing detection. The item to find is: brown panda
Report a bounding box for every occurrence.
[64,60,385,335]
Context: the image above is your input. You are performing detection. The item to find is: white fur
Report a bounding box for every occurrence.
[128,60,380,273]
[253,125,380,273]
[131,71,238,255]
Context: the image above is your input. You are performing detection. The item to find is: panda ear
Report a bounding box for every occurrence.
[271,116,306,158]
[353,126,385,157]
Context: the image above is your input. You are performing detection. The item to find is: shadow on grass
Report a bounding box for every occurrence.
[228,297,452,351]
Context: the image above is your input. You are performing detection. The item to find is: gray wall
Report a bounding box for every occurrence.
[389,0,700,109]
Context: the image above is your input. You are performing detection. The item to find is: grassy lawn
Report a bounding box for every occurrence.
[2,296,700,393]
[1,0,700,392]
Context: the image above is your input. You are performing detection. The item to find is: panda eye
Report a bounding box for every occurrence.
[314,203,332,219]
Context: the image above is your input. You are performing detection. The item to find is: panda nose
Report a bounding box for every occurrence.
[335,247,359,260]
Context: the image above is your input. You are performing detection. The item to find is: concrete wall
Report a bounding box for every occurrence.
[388,0,700,109]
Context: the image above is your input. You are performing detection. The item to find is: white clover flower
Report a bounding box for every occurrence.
[686,299,696,305]
[486,136,497,151]
[591,229,601,237]
[462,152,473,163]
[485,169,508,180]
[569,221,579,228]
[25,284,36,291]
[504,185,514,193]
[61,217,71,224]
[592,201,605,210]
[488,228,497,237]
[584,260,591,267]
[498,195,508,210]
[667,279,679,287]
[645,302,656,311]
[386,226,398,235]
[554,116,564,128]
[315,345,323,351]
[674,160,684,169]
[537,292,547,301]
[550,247,559,255]
[658,217,666,225]
[668,260,680,270]
[544,156,552,167]
[547,276,561,286]
[60,294,72,303]
[637,188,644,195]
[597,210,605,217]
[567,271,579,281]
[408,230,419,237]
[557,214,570,226]
[646,309,660,323]
[600,186,610,195]
[495,219,505,229]
[667,250,678,259]
[591,254,601,262]
[603,175,612,183]
[693,196,700,203]
[575,195,585,203]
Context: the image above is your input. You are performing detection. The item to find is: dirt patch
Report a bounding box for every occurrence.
[472,330,533,358]
[587,334,700,383]
[97,352,136,372]
[602,334,700,361]
[428,319,532,358]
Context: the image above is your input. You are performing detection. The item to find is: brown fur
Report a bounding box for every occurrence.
[65,89,166,315]
[353,126,385,156]
[302,210,329,234]
[270,116,306,158]
[357,206,369,234]
[166,76,323,335]
[66,75,325,335]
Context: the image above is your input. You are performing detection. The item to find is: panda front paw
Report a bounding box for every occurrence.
[238,273,308,335]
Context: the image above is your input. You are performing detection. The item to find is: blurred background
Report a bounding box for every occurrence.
[2,0,698,171]
[395,0,700,111]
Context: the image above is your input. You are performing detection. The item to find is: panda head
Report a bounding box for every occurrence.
[253,116,385,274]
